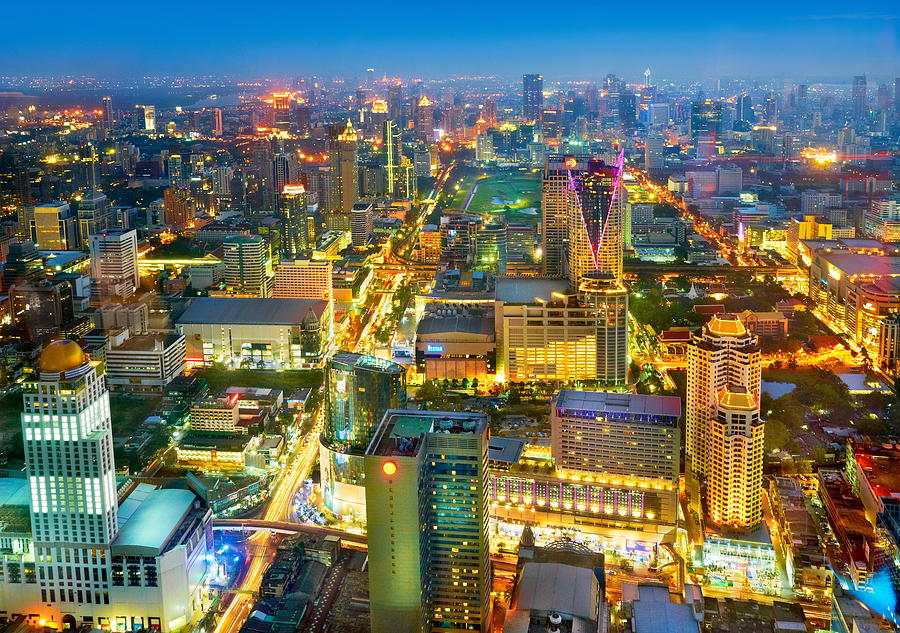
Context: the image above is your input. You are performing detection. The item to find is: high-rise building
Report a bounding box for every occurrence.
[686,313,763,531]
[327,121,358,230]
[212,107,223,136]
[736,94,754,125]
[365,409,490,633]
[102,95,113,124]
[690,99,723,140]
[350,202,373,248]
[3,340,214,629]
[523,74,543,122]
[475,133,494,163]
[383,120,401,198]
[416,95,434,141]
[877,313,900,375]
[31,202,78,250]
[272,258,331,300]
[319,352,406,517]
[644,127,665,171]
[222,234,271,297]
[852,75,867,120]
[77,192,111,248]
[89,229,139,301]
[541,155,590,277]
[140,105,156,131]
[578,272,629,384]
[162,186,197,228]
[279,184,309,258]
[566,154,626,286]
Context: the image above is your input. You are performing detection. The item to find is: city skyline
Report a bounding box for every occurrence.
[1,1,898,79]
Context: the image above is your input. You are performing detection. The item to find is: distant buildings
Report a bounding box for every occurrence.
[365,410,490,633]
[523,74,543,122]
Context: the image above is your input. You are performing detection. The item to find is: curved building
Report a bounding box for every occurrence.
[319,352,406,518]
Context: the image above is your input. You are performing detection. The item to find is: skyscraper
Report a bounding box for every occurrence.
[140,105,156,131]
[852,74,867,120]
[327,121,358,230]
[578,272,629,384]
[416,95,434,141]
[31,202,78,250]
[644,127,665,171]
[523,73,543,122]
[102,95,113,124]
[25,340,118,610]
[541,155,590,277]
[279,184,310,257]
[222,234,271,297]
[690,99,724,140]
[319,352,406,517]
[383,119,401,197]
[365,410,490,633]
[89,228,139,301]
[351,202,373,248]
[686,313,764,531]
[212,107,223,136]
[566,154,626,286]
[76,192,111,248]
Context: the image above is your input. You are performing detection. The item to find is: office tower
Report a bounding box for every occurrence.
[541,155,590,277]
[222,234,271,297]
[26,340,118,607]
[690,99,723,140]
[474,219,506,271]
[279,184,309,257]
[77,192,111,248]
[272,258,331,300]
[852,75,867,120]
[578,272,629,384]
[475,133,494,162]
[89,229,139,301]
[272,92,292,129]
[736,93,754,125]
[383,120,401,197]
[273,153,297,206]
[32,202,78,250]
[212,107,223,136]
[319,353,406,516]
[212,165,232,196]
[566,154,626,286]
[387,83,404,122]
[365,410,490,633]
[551,390,681,522]
[350,202,373,248]
[140,105,156,131]
[715,166,743,196]
[327,121,358,230]
[523,73,543,122]
[644,127,665,171]
[686,313,763,531]
[416,95,434,140]
[102,95,113,124]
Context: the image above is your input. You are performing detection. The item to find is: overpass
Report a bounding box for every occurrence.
[212,518,368,549]
[624,262,799,276]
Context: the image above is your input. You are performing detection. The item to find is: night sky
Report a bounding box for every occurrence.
[3,0,898,80]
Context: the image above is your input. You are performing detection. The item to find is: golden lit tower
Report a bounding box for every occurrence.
[416,95,434,141]
[686,313,763,532]
[327,120,358,230]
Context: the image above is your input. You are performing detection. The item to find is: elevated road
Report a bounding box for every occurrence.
[213,518,368,549]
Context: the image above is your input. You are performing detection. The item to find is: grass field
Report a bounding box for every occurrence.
[466,174,541,224]
[108,393,163,437]
[194,367,324,394]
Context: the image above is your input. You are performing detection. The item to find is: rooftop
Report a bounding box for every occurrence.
[818,251,900,277]
[717,385,758,411]
[706,313,747,337]
[367,409,488,457]
[623,583,699,633]
[178,297,327,325]
[495,277,570,304]
[113,484,198,555]
[110,333,183,352]
[417,315,494,337]
[331,352,404,375]
[514,562,598,620]
[489,437,527,464]
[555,390,682,419]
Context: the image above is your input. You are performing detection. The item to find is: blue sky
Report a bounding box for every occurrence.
[3,0,898,81]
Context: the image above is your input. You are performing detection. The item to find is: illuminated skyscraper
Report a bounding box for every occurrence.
[139,105,156,131]
[28,202,77,250]
[566,154,626,286]
[319,352,406,517]
[212,107,223,136]
[327,121,358,230]
[222,234,271,297]
[383,119,401,197]
[416,95,434,141]
[690,99,723,140]
[577,272,628,384]
[523,73,543,122]
[102,95,113,124]
[279,184,309,257]
[89,228,139,301]
[351,202,373,248]
[541,155,590,277]
[644,127,665,171]
[686,313,763,531]
[365,410,490,633]
[852,74,867,120]
[76,192,111,248]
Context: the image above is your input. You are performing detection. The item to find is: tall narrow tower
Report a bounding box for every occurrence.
[327,121,358,230]
[686,313,764,531]
[24,340,118,607]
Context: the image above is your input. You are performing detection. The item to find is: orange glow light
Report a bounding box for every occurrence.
[382,461,397,476]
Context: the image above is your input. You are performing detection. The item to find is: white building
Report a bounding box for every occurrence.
[350,202,373,248]
[89,229,139,301]
[475,133,495,163]
[0,340,212,631]
[272,259,332,300]
[105,333,186,392]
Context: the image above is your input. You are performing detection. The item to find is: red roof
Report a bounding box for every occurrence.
[660,329,693,341]
[693,304,725,315]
